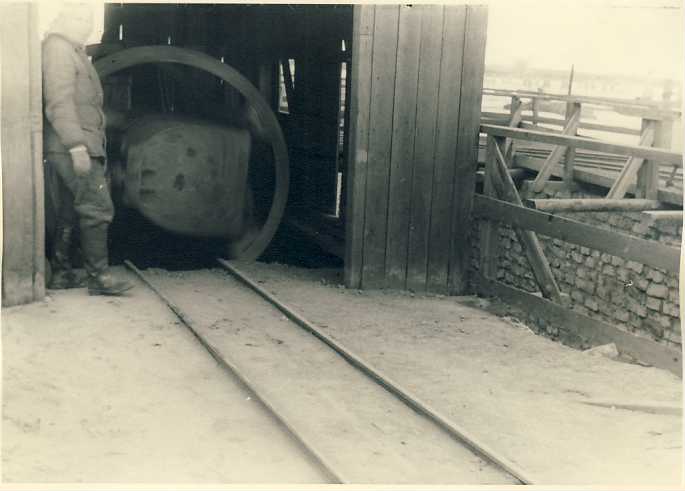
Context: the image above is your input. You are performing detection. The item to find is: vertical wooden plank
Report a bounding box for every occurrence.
[360,5,400,289]
[637,117,668,200]
[426,5,466,293]
[29,2,45,300]
[344,5,375,288]
[448,5,488,295]
[406,6,444,292]
[563,102,581,188]
[1,4,40,306]
[479,136,499,279]
[384,5,422,289]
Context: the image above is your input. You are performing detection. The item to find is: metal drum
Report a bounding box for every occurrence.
[122,116,251,239]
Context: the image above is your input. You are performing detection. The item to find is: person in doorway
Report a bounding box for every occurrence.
[42,2,133,295]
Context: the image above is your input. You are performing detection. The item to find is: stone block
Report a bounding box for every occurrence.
[626,261,644,274]
[580,246,591,255]
[585,298,599,311]
[646,284,669,299]
[646,297,661,311]
[614,308,630,323]
[611,256,624,267]
[647,269,665,283]
[602,265,616,276]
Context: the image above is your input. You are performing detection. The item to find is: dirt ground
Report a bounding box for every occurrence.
[2,262,683,485]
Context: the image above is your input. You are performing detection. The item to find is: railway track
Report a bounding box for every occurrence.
[124,259,535,485]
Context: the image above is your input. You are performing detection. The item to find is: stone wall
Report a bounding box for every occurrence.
[469,184,682,350]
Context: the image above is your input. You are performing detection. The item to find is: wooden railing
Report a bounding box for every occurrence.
[473,123,683,375]
[479,88,682,203]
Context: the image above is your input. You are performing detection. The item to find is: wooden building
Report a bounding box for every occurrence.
[1,3,488,306]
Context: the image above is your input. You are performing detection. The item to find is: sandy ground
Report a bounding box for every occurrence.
[1,262,683,485]
[231,260,684,486]
[146,268,515,485]
[1,271,326,484]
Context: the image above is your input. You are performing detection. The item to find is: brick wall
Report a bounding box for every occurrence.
[470,184,682,350]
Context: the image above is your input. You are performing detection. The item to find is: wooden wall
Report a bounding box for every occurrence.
[345,4,488,294]
[1,3,45,307]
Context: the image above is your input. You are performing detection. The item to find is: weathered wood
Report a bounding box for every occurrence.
[479,137,499,279]
[606,122,656,199]
[491,141,562,302]
[514,154,684,207]
[1,3,44,306]
[526,198,665,213]
[637,118,670,200]
[476,275,682,378]
[384,5,422,289]
[562,102,580,188]
[426,5,467,293]
[448,5,488,295]
[503,95,522,158]
[29,3,45,300]
[406,6,444,292]
[481,124,682,166]
[482,88,681,119]
[361,5,399,289]
[642,210,683,222]
[344,5,375,289]
[473,194,681,272]
[531,103,581,192]
[481,112,642,136]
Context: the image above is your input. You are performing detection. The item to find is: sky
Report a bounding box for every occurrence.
[485,0,684,81]
[37,0,684,82]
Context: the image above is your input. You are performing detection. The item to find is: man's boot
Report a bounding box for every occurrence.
[81,224,134,296]
[48,226,81,289]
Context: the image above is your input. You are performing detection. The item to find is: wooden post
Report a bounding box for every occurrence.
[563,102,580,189]
[531,103,581,192]
[637,117,671,200]
[344,5,374,289]
[1,3,45,306]
[490,139,563,303]
[479,135,499,279]
[504,95,522,160]
[606,120,656,199]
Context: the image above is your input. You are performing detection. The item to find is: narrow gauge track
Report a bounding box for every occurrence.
[125,259,534,485]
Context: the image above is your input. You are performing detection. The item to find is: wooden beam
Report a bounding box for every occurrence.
[642,210,683,222]
[481,88,681,119]
[476,275,682,378]
[344,5,375,289]
[563,102,580,188]
[481,124,682,166]
[481,112,643,136]
[526,198,666,213]
[473,194,681,272]
[606,122,656,199]
[426,5,466,293]
[479,136,499,279]
[384,4,421,289]
[406,6,444,292]
[361,5,400,289]
[514,154,684,207]
[531,103,581,192]
[491,141,563,302]
[503,95,522,157]
[637,118,671,200]
[1,3,44,306]
[447,4,488,295]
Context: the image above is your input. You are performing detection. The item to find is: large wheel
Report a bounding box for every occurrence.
[94,46,289,260]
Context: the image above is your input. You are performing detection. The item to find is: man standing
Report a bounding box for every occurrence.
[43,2,133,295]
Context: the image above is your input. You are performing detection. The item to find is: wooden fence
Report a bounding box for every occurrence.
[474,122,683,375]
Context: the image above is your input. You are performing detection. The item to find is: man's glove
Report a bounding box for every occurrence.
[69,145,92,176]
